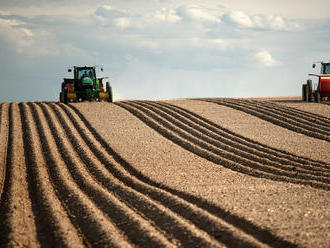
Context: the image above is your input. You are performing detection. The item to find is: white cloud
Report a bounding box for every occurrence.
[152,8,181,23]
[219,0,330,19]
[113,17,131,28]
[227,11,253,27]
[255,49,279,67]
[94,5,145,29]
[0,17,35,49]
[0,15,66,58]
[267,15,286,30]
[94,5,128,19]
[258,15,300,31]
[101,5,113,11]
[0,18,22,27]
[176,4,221,23]
[225,10,299,31]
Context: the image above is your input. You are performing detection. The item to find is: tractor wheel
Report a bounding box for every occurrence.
[307,79,313,102]
[63,88,68,104]
[59,92,63,103]
[106,82,113,103]
[316,91,321,103]
[302,84,307,101]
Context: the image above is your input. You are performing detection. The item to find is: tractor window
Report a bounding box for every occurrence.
[78,69,95,79]
[323,64,330,74]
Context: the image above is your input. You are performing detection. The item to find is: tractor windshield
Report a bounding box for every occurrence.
[78,68,96,79]
[322,64,330,74]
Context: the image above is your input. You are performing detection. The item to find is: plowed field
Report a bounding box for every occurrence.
[0,98,329,247]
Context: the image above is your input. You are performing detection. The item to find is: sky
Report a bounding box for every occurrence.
[0,0,329,102]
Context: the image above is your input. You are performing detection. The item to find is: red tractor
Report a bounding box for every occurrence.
[302,61,330,102]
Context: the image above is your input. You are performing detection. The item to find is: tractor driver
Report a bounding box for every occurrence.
[82,70,89,79]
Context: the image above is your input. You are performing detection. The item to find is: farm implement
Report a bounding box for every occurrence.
[302,61,330,103]
[59,66,113,103]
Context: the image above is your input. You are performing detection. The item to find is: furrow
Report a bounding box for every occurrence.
[201,99,330,142]
[140,100,330,178]
[0,103,9,197]
[40,103,172,248]
[0,104,39,247]
[68,103,298,248]
[20,103,85,247]
[156,101,330,170]
[217,98,330,137]
[251,100,330,126]
[58,105,265,248]
[152,101,330,172]
[47,102,193,247]
[51,102,227,247]
[221,98,330,138]
[271,100,330,121]
[57,103,264,248]
[29,102,132,248]
[131,101,330,186]
[233,99,330,132]
[227,98,330,135]
[117,101,330,190]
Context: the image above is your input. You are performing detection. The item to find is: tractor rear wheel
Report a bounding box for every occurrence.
[63,88,68,104]
[307,79,313,102]
[302,84,307,101]
[59,92,63,103]
[316,91,321,103]
[106,82,113,103]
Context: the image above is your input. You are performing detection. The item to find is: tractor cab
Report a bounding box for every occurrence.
[312,62,330,74]
[73,66,97,91]
[74,67,97,80]
[320,63,330,74]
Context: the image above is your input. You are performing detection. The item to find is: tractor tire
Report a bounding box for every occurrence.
[302,84,307,101]
[106,82,113,103]
[307,79,313,102]
[59,92,63,103]
[63,88,68,104]
[316,91,321,103]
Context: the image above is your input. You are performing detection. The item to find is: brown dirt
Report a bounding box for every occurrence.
[0,97,329,247]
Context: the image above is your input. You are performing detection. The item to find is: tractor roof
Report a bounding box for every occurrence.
[74,66,96,69]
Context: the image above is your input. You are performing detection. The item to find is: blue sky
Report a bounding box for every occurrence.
[0,0,329,102]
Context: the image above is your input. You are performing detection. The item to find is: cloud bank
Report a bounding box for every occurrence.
[0,1,329,102]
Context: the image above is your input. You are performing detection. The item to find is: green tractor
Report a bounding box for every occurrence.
[59,66,113,103]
